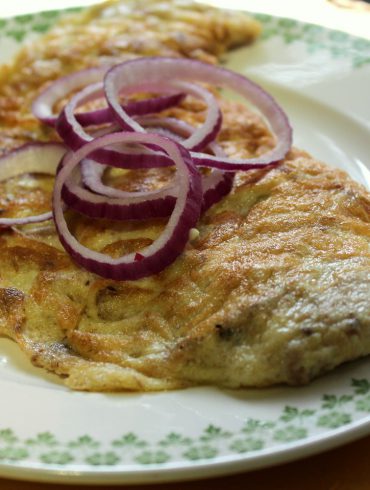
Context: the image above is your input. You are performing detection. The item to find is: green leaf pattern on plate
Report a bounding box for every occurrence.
[273,425,308,442]
[0,378,368,467]
[182,445,218,461]
[199,425,232,442]
[1,8,81,45]
[229,438,264,453]
[0,9,369,68]
[317,412,352,429]
[40,451,74,465]
[25,432,58,447]
[0,447,29,461]
[0,429,18,445]
[158,433,193,447]
[253,13,370,67]
[68,435,100,449]
[112,433,147,448]
[135,450,170,465]
[85,452,120,466]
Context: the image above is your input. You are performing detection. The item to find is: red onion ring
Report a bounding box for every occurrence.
[75,92,185,127]
[62,158,179,220]
[53,132,202,280]
[33,65,185,128]
[105,57,292,170]
[56,79,223,168]
[32,66,107,126]
[59,121,179,220]
[79,158,177,200]
[134,117,235,212]
[25,57,294,280]
[0,143,66,226]
[56,82,174,168]
[108,79,222,152]
[80,116,221,197]
[67,117,232,218]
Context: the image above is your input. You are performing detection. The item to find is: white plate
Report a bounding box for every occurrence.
[0,7,370,485]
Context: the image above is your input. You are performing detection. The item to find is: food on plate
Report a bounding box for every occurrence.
[0,0,261,154]
[0,0,369,392]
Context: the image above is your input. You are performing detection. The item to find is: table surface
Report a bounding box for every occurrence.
[1,1,370,488]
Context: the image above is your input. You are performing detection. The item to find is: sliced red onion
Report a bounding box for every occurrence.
[56,82,174,168]
[78,116,185,200]
[137,116,235,212]
[105,57,292,170]
[57,78,224,168]
[33,63,185,129]
[62,159,178,220]
[75,92,185,127]
[53,132,202,280]
[75,116,233,217]
[78,158,233,216]
[60,119,178,220]
[80,159,177,199]
[107,79,222,152]
[0,143,65,225]
[201,169,234,212]
[32,66,108,126]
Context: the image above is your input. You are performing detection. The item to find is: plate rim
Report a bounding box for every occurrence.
[0,4,370,484]
[0,414,370,485]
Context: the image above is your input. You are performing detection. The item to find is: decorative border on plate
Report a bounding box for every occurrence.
[253,13,370,68]
[0,378,370,467]
[0,8,82,42]
[0,8,369,68]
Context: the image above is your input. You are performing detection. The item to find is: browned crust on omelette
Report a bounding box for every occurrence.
[0,1,369,391]
[0,0,260,153]
[0,106,369,391]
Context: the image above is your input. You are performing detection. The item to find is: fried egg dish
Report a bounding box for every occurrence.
[0,0,369,392]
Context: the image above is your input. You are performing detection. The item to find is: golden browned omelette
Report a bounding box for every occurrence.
[0,0,370,392]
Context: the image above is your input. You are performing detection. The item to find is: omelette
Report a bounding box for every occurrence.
[0,0,369,392]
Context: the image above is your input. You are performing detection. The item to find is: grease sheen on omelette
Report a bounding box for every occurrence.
[0,0,369,391]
